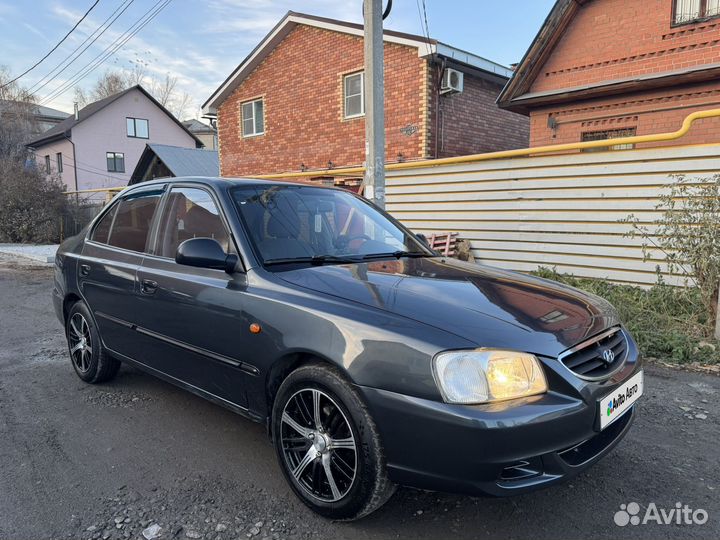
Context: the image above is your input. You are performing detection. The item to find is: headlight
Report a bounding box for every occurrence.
[432,349,547,404]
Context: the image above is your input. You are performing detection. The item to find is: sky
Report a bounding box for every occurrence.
[0,0,555,119]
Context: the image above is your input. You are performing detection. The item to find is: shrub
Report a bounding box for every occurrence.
[623,174,720,330]
[0,159,66,243]
[534,267,718,364]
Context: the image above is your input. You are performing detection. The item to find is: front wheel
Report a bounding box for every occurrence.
[271,363,395,520]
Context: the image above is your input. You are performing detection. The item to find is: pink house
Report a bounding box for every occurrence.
[26,85,201,193]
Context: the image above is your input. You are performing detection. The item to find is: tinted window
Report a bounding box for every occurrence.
[91,205,117,244]
[156,187,233,258]
[106,192,162,252]
[231,185,424,263]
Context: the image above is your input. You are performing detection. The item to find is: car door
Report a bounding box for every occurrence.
[133,185,255,408]
[79,186,165,360]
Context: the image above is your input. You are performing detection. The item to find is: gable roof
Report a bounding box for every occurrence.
[496,0,720,113]
[202,11,513,114]
[497,0,591,113]
[182,118,216,134]
[130,144,219,184]
[26,85,203,148]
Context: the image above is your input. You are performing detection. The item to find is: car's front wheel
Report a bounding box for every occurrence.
[271,363,395,520]
[65,301,120,383]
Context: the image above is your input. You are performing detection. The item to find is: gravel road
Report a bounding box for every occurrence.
[0,254,718,540]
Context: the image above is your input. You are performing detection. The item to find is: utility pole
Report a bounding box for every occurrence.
[363,0,385,209]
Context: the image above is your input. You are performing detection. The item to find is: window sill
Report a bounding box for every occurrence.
[242,132,265,139]
[343,113,365,121]
[670,14,720,27]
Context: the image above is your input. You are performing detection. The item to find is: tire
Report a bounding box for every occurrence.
[271,363,395,520]
[65,301,120,384]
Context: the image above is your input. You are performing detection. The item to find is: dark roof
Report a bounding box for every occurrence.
[26,85,202,148]
[0,100,69,120]
[130,144,219,184]
[182,118,216,134]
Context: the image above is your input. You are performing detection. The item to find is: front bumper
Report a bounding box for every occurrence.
[358,354,641,497]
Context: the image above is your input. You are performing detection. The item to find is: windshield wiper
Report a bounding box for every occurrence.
[264,255,363,266]
[358,250,432,260]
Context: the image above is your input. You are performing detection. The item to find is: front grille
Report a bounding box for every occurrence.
[559,327,627,380]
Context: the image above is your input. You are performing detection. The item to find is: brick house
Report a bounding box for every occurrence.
[498,0,720,149]
[202,12,529,185]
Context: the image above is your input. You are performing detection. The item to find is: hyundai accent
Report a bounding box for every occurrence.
[53,177,643,520]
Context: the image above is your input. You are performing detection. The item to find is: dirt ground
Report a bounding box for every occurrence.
[0,254,718,540]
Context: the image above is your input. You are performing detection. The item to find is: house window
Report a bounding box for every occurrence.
[673,0,720,24]
[44,155,51,174]
[581,128,637,152]
[343,72,365,118]
[241,98,264,137]
[106,152,125,172]
[126,117,149,138]
[56,153,63,173]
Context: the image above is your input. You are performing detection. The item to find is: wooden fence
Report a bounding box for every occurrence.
[385,143,720,286]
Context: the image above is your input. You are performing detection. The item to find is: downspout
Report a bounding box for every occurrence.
[64,133,79,204]
[434,58,446,159]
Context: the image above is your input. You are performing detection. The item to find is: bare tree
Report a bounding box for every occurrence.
[151,73,177,107]
[73,69,194,119]
[0,66,38,163]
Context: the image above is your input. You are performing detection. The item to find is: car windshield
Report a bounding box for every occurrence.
[231,184,432,265]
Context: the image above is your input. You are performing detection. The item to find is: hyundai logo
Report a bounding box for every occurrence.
[601,348,616,365]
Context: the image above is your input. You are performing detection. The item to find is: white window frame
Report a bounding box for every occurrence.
[241,98,265,138]
[343,72,365,119]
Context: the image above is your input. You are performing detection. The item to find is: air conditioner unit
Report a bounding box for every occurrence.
[440,68,464,94]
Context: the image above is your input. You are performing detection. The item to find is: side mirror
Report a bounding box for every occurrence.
[176,237,238,274]
[415,233,430,247]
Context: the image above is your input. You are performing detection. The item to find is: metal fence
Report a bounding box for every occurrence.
[385,143,720,286]
[60,188,120,241]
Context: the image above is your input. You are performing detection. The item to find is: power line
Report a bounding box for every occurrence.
[415,0,431,44]
[40,0,168,104]
[29,0,136,95]
[0,0,100,90]
[41,0,173,105]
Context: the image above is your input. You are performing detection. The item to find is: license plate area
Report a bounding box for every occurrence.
[599,370,643,430]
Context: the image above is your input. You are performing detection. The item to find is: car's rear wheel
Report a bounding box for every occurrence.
[271,363,395,520]
[66,301,120,383]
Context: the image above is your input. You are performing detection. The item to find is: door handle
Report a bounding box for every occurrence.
[140,279,158,295]
[79,264,91,276]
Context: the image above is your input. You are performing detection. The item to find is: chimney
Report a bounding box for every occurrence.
[74,102,79,121]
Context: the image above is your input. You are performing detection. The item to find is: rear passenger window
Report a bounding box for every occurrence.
[156,187,233,258]
[106,192,162,252]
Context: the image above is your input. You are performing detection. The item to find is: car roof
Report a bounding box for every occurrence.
[128,176,342,191]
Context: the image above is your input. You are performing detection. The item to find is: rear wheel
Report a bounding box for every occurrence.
[66,301,120,383]
[271,363,395,520]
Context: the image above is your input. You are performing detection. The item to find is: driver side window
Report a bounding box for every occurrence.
[155,187,234,259]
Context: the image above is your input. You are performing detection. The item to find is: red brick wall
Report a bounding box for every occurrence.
[431,72,529,157]
[218,25,426,177]
[217,24,530,177]
[530,81,720,147]
[527,0,720,147]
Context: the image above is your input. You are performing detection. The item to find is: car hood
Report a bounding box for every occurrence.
[276,257,619,357]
